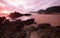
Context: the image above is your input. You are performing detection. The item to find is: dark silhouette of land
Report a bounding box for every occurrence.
[36,9,45,14]
[8,12,32,19]
[30,6,60,14]
[45,6,60,13]
[8,12,23,19]
[23,13,32,16]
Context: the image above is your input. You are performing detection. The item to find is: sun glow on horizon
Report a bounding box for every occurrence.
[1,10,11,14]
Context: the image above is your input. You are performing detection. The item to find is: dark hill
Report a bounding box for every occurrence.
[45,6,60,13]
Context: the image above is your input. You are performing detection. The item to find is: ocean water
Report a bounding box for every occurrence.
[0,13,60,26]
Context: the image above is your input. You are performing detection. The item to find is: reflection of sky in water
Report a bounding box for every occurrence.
[6,16,32,21]
[17,16,31,21]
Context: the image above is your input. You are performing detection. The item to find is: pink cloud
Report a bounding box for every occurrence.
[0,0,60,13]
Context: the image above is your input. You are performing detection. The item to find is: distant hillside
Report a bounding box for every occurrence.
[45,6,60,13]
[36,9,45,14]
[30,6,60,14]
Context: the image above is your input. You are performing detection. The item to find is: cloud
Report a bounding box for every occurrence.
[0,0,60,13]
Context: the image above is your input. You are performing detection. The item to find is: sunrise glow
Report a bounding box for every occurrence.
[1,10,11,14]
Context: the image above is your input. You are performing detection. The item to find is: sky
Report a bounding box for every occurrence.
[0,0,60,14]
